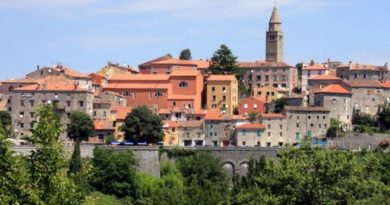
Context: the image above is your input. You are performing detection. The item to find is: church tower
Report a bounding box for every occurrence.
[266,6,284,62]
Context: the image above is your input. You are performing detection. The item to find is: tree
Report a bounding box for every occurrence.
[248,112,258,123]
[0,124,39,204]
[123,106,163,145]
[177,152,230,205]
[0,111,12,138]
[179,48,192,60]
[296,62,303,81]
[274,97,287,113]
[210,44,248,96]
[326,118,342,138]
[91,148,137,199]
[27,105,83,204]
[378,105,390,130]
[67,111,95,174]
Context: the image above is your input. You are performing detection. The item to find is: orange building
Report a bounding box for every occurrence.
[103,68,204,112]
[139,55,210,75]
[238,97,266,116]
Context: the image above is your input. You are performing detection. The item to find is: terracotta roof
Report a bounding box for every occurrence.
[13,76,89,92]
[1,78,38,84]
[232,115,247,120]
[303,64,327,71]
[345,80,383,88]
[238,61,291,68]
[170,69,201,76]
[112,106,132,120]
[260,113,286,118]
[104,83,169,90]
[207,75,236,81]
[109,74,170,81]
[237,123,266,130]
[239,96,266,104]
[163,120,178,128]
[139,55,173,67]
[62,67,92,79]
[285,106,330,112]
[205,109,232,121]
[315,84,351,94]
[381,81,390,89]
[254,86,288,92]
[152,58,210,69]
[94,120,115,130]
[337,63,386,71]
[308,75,341,81]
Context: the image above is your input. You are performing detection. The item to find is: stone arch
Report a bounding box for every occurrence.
[238,160,250,175]
[222,160,235,177]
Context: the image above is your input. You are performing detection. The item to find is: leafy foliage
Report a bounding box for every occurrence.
[274,97,287,113]
[248,112,258,123]
[123,106,163,145]
[0,111,12,138]
[326,118,342,138]
[27,105,84,204]
[378,105,390,130]
[179,48,192,60]
[91,148,138,198]
[67,111,94,174]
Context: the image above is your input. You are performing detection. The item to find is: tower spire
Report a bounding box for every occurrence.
[265,5,284,62]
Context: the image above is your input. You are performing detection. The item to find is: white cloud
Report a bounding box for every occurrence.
[0,0,100,8]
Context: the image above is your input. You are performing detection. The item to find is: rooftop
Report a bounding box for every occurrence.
[308,75,341,81]
[94,120,115,130]
[207,75,236,82]
[345,80,383,88]
[260,113,286,118]
[315,84,351,95]
[237,123,266,130]
[238,61,291,68]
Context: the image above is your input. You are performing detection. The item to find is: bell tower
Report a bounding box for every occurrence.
[266,6,284,62]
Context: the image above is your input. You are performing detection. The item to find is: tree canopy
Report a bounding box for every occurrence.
[0,111,12,138]
[67,111,95,142]
[123,106,163,144]
[179,48,192,60]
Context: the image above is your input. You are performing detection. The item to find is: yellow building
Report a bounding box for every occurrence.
[206,75,238,115]
[253,86,287,103]
[110,106,132,142]
[162,121,179,146]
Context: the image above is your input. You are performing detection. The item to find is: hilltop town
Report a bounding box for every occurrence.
[1,6,389,148]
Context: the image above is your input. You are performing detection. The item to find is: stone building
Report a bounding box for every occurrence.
[314,84,353,129]
[204,110,234,147]
[236,123,266,147]
[301,61,328,94]
[307,75,347,105]
[239,6,297,92]
[93,91,127,120]
[259,113,287,146]
[92,120,115,144]
[176,121,205,146]
[9,76,94,141]
[336,63,390,81]
[346,81,385,116]
[266,6,284,62]
[285,106,330,143]
[138,55,210,75]
[240,61,298,91]
[206,75,238,115]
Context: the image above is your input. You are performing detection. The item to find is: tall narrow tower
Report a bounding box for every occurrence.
[266,6,284,62]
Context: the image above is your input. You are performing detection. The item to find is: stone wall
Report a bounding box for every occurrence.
[13,145,279,177]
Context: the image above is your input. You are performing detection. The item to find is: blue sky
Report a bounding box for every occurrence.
[0,0,389,79]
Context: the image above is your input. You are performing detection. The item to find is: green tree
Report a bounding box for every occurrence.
[67,111,95,174]
[123,106,163,145]
[0,124,40,204]
[179,48,192,60]
[177,152,230,205]
[295,62,303,80]
[27,105,83,204]
[378,105,390,130]
[248,112,258,123]
[91,148,138,199]
[210,44,248,96]
[0,111,12,138]
[326,118,342,138]
[274,97,287,113]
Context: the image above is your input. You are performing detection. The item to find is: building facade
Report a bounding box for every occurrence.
[206,75,238,115]
[259,113,287,146]
[236,123,266,147]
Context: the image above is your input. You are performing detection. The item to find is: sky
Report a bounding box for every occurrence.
[0,0,389,79]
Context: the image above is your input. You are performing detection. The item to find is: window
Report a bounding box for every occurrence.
[19,123,24,128]
[30,121,36,129]
[223,96,226,101]
[179,81,189,88]
[257,130,261,136]
[30,112,35,118]
[212,87,215,91]
[29,100,34,107]
[323,116,326,119]
[173,101,176,106]
[212,104,217,108]
[253,104,257,108]
[354,74,357,79]
[19,112,24,118]
[257,141,261,146]
[93,111,97,117]
[268,124,271,129]
[265,75,269,81]
[257,75,261,81]
[20,100,25,106]
[242,141,246,146]
[242,130,246,136]
[308,116,311,119]
[279,125,283,129]
[317,115,320,120]
[244,104,248,109]
[79,101,84,107]
[66,101,71,107]
[267,142,271,147]
[310,123,314,127]
[267,132,271,137]
[257,91,262,96]
[297,116,300,120]
[103,111,107,117]
[279,132,283,137]
[333,98,336,104]
[296,123,300,128]
[212,95,216,101]
[155,91,163,97]
[222,87,226,92]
